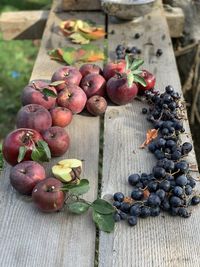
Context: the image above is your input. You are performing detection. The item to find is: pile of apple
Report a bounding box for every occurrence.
[2,57,155,213]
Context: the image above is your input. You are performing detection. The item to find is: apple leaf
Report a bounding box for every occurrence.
[127,73,134,88]
[92,210,115,233]
[17,146,27,163]
[69,32,90,44]
[31,140,51,162]
[133,74,147,87]
[130,59,144,71]
[49,81,65,86]
[42,88,57,98]
[68,201,90,214]
[0,143,4,171]
[92,199,115,215]
[48,48,64,61]
[62,179,89,195]
[60,19,105,44]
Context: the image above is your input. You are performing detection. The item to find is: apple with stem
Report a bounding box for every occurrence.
[32,177,65,212]
[80,73,106,98]
[79,63,102,77]
[10,161,46,195]
[21,80,57,110]
[51,66,82,91]
[57,84,87,114]
[103,60,126,81]
[2,128,43,166]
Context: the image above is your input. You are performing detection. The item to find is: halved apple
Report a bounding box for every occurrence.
[52,159,82,183]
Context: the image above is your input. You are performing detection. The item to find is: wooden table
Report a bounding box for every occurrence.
[0,0,199,266]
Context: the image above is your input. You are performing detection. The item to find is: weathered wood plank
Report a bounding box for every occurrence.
[62,0,101,11]
[0,10,49,40]
[99,1,200,266]
[0,2,105,267]
[164,6,184,38]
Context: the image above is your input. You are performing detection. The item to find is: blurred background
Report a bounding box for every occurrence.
[0,0,200,167]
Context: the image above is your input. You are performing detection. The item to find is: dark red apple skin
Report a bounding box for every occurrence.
[2,128,43,166]
[32,178,65,212]
[50,107,73,127]
[106,76,138,105]
[16,104,52,133]
[80,73,106,98]
[42,126,70,157]
[79,64,102,77]
[86,95,107,116]
[103,60,126,81]
[57,84,87,114]
[21,80,57,110]
[138,69,156,92]
[10,161,46,195]
[51,66,82,91]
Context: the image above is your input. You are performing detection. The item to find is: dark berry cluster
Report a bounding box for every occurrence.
[115,45,141,60]
[113,85,200,227]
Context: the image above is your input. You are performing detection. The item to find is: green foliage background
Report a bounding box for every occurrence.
[0,0,51,140]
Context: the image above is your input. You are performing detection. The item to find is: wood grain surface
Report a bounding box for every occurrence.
[0,1,105,266]
[99,1,200,266]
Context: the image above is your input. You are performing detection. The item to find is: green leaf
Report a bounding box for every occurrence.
[127,73,134,87]
[31,140,51,162]
[68,201,90,214]
[17,146,27,163]
[132,69,142,75]
[130,59,144,71]
[62,179,89,195]
[49,81,65,86]
[63,48,77,65]
[69,32,90,44]
[92,210,115,233]
[133,74,147,87]
[125,54,130,71]
[42,88,57,98]
[92,199,115,215]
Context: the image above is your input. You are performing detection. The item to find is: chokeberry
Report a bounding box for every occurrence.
[128,216,137,226]
[113,192,124,202]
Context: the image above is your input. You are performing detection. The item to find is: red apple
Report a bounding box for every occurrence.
[42,126,70,157]
[80,73,106,98]
[2,128,43,166]
[10,161,46,195]
[21,80,57,110]
[32,177,65,212]
[16,104,52,133]
[51,66,82,91]
[103,60,126,81]
[57,84,87,114]
[138,69,156,92]
[50,107,73,127]
[86,95,107,116]
[79,63,102,77]
[106,74,138,105]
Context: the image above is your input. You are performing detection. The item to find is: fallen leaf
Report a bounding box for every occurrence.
[140,128,159,148]
[60,19,105,44]
[69,32,89,44]
[48,44,105,65]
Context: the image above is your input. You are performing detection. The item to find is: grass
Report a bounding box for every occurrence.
[0,0,51,140]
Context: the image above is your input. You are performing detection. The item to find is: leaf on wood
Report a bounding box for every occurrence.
[48,48,64,61]
[68,201,90,214]
[60,19,105,43]
[69,33,90,44]
[92,199,115,215]
[62,179,90,196]
[140,128,159,148]
[92,210,115,233]
[48,44,104,65]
